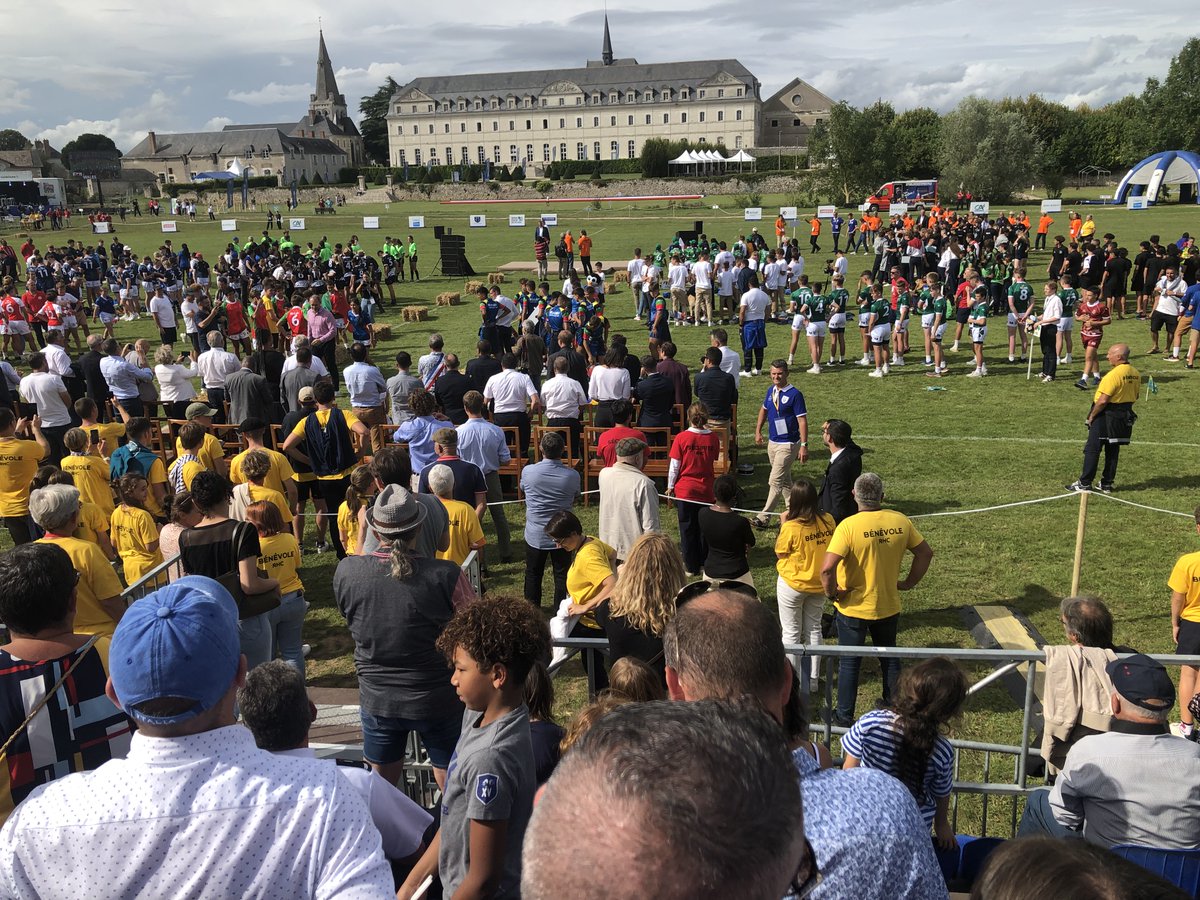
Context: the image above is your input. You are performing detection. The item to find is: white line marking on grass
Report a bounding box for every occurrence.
[857,433,1200,449]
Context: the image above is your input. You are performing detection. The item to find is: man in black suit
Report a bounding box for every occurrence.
[534,217,551,244]
[634,356,675,434]
[465,340,503,395]
[77,334,111,421]
[547,330,588,394]
[433,353,472,424]
[818,418,862,523]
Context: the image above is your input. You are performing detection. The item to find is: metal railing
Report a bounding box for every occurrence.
[121,554,184,602]
[549,637,1200,837]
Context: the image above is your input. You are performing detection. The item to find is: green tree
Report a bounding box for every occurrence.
[60,132,121,169]
[1143,38,1200,152]
[937,97,1041,201]
[889,107,941,179]
[998,95,1083,197]
[640,137,673,177]
[0,129,30,151]
[358,76,400,165]
[807,101,897,204]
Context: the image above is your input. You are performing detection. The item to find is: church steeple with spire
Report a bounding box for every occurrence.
[601,14,614,66]
[309,30,348,126]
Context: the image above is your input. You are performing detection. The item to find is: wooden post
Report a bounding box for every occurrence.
[1070,490,1089,596]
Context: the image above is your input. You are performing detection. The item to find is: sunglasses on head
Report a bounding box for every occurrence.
[789,839,823,898]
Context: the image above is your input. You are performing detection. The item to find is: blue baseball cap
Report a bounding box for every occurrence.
[110,576,242,726]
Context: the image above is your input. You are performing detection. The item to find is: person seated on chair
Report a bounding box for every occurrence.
[1019,653,1200,849]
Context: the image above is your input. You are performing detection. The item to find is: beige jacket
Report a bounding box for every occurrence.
[1041,643,1116,775]
[597,462,660,561]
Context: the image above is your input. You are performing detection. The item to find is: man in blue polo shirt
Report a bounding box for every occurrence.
[752,359,808,528]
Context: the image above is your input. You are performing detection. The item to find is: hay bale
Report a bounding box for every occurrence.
[370,322,392,339]
[612,270,629,284]
[487,272,506,285]
[403,307,429,322]
[464,280,484,294]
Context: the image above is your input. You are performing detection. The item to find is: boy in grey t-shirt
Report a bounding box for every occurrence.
[398,596,551,899]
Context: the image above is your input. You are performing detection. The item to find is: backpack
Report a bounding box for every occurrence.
[109,441,160,482]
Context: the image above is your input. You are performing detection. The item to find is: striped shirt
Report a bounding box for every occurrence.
[841,709,954,828]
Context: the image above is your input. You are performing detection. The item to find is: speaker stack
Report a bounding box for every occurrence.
[438,228,475,277]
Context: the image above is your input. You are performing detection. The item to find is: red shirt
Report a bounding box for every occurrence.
[1079,300,1109,340]
[330,290,350,318]
[225,299,248,334]
[598,425,647,467]
[21,290,45,318]
[38,300,62,326]
[286,306,307,336]
[669,428,720,502]
[0,295,22,322]
[954,282,972,310]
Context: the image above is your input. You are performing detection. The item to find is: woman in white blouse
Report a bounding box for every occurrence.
[587,347,631,428]
[154,344,200,419]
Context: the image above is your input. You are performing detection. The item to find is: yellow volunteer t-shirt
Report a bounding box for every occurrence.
[37,535,124,639]
[110,505,163,585]
[1169,551,1200,623]
[0,437,46,516]
[170,457,205,492]
[827,508,924,621]
[60,454,114,516]
[437,497,485,567]
[290,408,362,479]
[258,531,303,595]
[248,483,293,524]
[174,431,225,472]
[75,501,110,547]
[92,422,126,456]
[776,513,837,594]
[338,501,359,555]
[567,537,616,629]
[230,447,296,495]
[142,457,170,520]
[1094,363,1140,404]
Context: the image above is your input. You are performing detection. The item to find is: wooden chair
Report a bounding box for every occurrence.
[639,427,673,479]
[582,425,607,506]
[210,423,245,457]
[672,403,686,431]
[496,426,524,495]
[711,425,732,476]
[269,423,288,451]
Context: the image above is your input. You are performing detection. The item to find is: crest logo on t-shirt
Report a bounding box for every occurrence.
[475,773,499,805]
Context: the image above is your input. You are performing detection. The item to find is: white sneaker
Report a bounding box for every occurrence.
[868,368,883,378]
[882,363,890,375]
[1064,353,1073,363]
[924,358,933,366]
[966,368,982,378]
[856,356,871,366]
[633,315,641,321]
[740,370,751,377]
[893,356,905,366]
[980,365,988,376]
[705,319,712,327]
[807,364,821,374]
[301,644,311,658]
[1008,356,1015,363]
[751,368,759,376]
[787,355,794,365]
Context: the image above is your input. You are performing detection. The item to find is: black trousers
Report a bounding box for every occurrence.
[546,417,582,459]
[524,544,570,608]
[1080,418,1125,488]
[676,499,707,575]
[315,476,350,559]
[1040,325,1058,378]
[2,515,33,547]
[205,387,226,424]
[494,411,531,456]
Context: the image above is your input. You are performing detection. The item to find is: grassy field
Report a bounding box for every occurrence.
[7,190,1200,785]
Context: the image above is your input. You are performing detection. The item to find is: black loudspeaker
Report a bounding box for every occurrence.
[439,233,475,277]
[676,230,698,246]
[433,225,446,240]
[693,220,704,234]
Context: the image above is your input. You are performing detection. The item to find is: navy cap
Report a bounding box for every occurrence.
[1105,654,1175,713]
[110,576,241,725]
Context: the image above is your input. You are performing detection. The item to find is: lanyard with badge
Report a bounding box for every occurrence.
[770,386,790,440]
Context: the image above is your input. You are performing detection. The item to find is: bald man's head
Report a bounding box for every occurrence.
[522,700,806,900]
[663,591,791,720]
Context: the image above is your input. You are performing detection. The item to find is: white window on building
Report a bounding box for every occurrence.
[609,92,617,104]
[717,89,724,99]
[526,120,532,130]
[559,118,565,128]
[591,93,600,104]
[717,111,724,122]
[509,121,515,130]
[681,89,689,100]
[736,88,742,97]
[558,97,565,106]
[593,142,600,160]
[663,113,669,124]
[446,147,453,163]
[461,146,469,162]
[627,115,633,125]
[627,140,636,159]
[736,109,743,121]
[699,112,705,123]
[559,142,567,160]
[542,119,549,129]
[576,117,582,128]
[429,150,438,165]
[412,125,418,135]
[575,97,581,105]
[576,142,586,161]
[428,124,434,133]
[593,116,599,127]
[681,113,688,124]
[474,99,482,110]
[543,143,551,161]
[610,116,616,126]
[525,144,533,162]
[444,123,450,133]
[541,98,548,107]
[492,121,499,131]
[415,149,422,164]
[493,145,501,163]
[411,104,417,113]
[735,135,743,149]
[458,101,466,111]
[645,114,651,125]
[699,89,706,99]
[460,123,466,132]
[610,140,619,160]
[398,150,406,165]
[477,146,485,163]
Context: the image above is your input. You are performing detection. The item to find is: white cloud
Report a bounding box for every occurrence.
[202,116,235,131]
[227,82,310,106]
[0,79,30,114]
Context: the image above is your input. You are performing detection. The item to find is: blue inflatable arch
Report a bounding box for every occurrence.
[1114,150,1200,205]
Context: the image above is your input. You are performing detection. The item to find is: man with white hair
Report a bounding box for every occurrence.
[1019,654,1200,848]
[597,437,659,564]
[196,330,241,424]
[427,463,485,567]
[820,472,933,726]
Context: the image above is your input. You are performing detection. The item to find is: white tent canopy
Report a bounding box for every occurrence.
[668,151,693,165]
[727,149,755,162]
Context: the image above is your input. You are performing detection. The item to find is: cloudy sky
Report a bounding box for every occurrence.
[7,0,1193,152]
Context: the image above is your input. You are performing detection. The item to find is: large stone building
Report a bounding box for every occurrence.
[758,78,835,151]
[123,31,363,185]
[386,17,765,173]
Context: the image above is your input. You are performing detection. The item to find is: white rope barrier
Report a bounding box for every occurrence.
[1091,492,1195,520]
[908,493,1078,519]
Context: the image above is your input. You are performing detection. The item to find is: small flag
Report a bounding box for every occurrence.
[1147,376,1158,396]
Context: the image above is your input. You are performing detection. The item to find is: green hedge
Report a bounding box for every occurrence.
[160,175,278,197]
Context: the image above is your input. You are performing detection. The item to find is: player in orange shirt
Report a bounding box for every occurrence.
[1036,213,1054,250]
[578,230,593,276]
[775,215,787,248]
[808,217,821,253]
[1068,212,1083,242]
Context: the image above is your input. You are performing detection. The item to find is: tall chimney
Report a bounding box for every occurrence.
[148,131,158,154]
